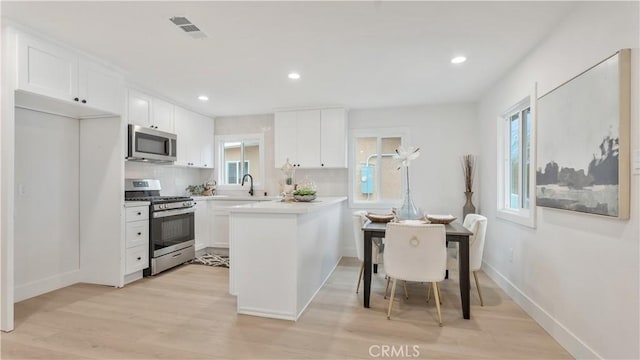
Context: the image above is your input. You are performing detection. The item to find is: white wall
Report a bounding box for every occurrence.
[14,108,80,301]
[343,103,478,256]
[476,2,639,359]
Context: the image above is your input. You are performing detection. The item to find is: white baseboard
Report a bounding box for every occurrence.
[14,269,81,302]
[237,307,296,321]
[481,261,600,359]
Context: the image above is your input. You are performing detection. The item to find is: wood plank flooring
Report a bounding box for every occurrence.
[1,258,571,359]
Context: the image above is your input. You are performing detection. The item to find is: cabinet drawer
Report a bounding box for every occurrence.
[125,245,149,274]
[125,221,149,248]
[126,206,149,222]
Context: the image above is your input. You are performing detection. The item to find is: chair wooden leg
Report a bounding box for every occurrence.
[403,280,409,299]
[432,282,442,327]
[387,279,397,320]
[473,271,484,306]
[356,262,364,294]
[384,276,391,299]
[436,282,442,304]
[426,283,431,303]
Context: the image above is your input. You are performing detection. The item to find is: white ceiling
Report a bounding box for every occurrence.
[2,1,577,117]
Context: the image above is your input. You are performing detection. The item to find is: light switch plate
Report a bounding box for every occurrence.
[633,149,640,175]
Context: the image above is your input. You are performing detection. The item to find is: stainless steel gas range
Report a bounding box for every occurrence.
[125,179,195,276]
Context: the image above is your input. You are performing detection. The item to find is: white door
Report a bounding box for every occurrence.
[274,111,298,167]
[17,33,78,103]
[151,98,174,132]
[78,58,123,115]
[127,90,152,128]
[320,108,347,168]
[295,110,321,168]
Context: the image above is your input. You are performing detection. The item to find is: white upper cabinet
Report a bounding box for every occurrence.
[17,32,123,115]
[151,97,175,132]
[127,90,152,127]
[174,106,214,168]
[320,108,347,168]
[127,90,174,133]
[274,108,347,168]
[295,110,321,167]
[78,59,123,115]
[274,111,298,167]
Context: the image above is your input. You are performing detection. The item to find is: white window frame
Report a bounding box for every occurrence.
[215,133,264,191]
[349,127,409,209]
[496,85,536,228]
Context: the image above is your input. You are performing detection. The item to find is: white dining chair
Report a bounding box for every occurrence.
[448,214,488,306]
[384,222,447,326]
[352,211,382,293]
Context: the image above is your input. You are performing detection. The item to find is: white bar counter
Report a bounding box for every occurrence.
[228,197,347,321]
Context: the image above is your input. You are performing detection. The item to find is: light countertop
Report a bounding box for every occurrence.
[192,195,279,202]
[228,197,347,214]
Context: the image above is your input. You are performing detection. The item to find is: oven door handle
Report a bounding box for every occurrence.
[153,207,195,218]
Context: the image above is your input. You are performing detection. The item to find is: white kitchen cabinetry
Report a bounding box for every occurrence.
[174,106,214,168]
[274,108,347,168]
[320,108,347,168]
[194,200,210,251]
[124,205,149,277]
[127,90,175,133]
[17,32,123,115]
[274,111,297,167]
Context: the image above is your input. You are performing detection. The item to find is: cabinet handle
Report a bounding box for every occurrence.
[137,232,142,236]
[137,257,142,261]
[81,99,87,104]
[73,97,79,102]
[321,163,324,167]
[137,212,142,215]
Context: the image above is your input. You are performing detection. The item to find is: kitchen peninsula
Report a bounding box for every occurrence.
[229,197,347,320]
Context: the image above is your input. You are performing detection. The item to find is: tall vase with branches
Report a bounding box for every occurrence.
[462,154,476,219]
[395,146,422,220]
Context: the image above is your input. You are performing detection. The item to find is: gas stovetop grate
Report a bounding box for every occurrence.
[125,196,193,203]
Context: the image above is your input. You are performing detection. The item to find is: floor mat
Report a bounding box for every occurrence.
[189,253,230,268]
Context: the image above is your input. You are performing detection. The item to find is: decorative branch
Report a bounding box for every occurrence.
[462,154,475,193]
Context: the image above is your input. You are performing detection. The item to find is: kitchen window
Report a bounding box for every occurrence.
[349,128,408,208]
[215,134,264,189]
[225,161,250,185]
[497,93,536,227]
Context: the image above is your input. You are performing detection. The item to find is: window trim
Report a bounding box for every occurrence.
[348,127,410,209]
[496,84,537,228]
[215,133,264,191]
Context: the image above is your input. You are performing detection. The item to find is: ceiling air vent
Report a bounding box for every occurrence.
[169,16,208,39]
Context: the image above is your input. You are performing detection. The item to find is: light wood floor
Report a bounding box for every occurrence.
[1,258,571,359]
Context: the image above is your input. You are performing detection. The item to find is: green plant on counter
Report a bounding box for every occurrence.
[186,184,205,195]
[293,188,316,196]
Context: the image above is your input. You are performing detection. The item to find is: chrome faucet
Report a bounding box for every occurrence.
[241,173,254,196]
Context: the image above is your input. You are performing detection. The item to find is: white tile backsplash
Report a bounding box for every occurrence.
[125,161,214,196]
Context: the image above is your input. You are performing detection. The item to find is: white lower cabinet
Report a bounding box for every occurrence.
[125,205,149,276]
[194,200,211,251]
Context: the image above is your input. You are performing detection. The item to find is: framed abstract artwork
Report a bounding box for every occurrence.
[536,49,630,219]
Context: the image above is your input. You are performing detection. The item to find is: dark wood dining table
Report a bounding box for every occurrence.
[362,220,474,319]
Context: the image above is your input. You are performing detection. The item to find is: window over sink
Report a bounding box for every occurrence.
[215,134,264,189]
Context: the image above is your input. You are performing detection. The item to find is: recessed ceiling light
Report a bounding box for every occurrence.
[198,95,209,101]
[451,56,467,64]
[288,72,301,80]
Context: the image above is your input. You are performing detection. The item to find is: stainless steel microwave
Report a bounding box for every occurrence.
[127,124,177,163]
